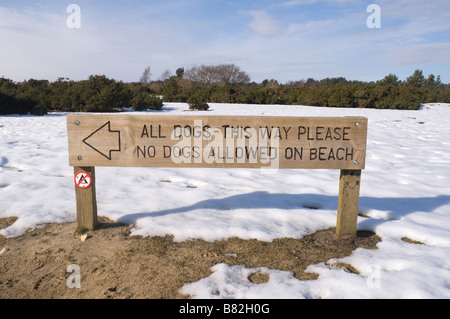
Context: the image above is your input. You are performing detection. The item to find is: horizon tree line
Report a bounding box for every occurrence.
[1,65,449,115]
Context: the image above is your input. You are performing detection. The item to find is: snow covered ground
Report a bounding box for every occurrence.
[1,102,450,298]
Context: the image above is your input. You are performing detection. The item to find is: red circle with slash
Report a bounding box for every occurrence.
[74,171,92,189]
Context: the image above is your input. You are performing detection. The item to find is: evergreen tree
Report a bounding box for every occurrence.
[378,74,401,86]
[406,70,425,87]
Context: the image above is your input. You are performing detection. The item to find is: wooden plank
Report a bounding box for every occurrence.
[67,115,367,170]
[336,169,361,236]
[74,166,97,230]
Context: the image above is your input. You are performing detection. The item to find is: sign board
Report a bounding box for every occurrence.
[67,115,367,170]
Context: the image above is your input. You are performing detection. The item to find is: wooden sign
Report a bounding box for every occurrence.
[67,115,367,170]
[66,114,367,237]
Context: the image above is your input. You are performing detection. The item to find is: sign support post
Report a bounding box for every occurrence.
[336,169,361,236]
[74,166,97,230]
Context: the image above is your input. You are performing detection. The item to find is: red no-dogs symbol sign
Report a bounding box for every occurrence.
[74,171,92,189]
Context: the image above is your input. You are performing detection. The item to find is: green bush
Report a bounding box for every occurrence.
[0,92,23,115]
[0,79,48,115]
[130,86,163,111]
[187,90,210,111]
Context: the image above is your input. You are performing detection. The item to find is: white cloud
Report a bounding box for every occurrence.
[282,0,318,6]
[288,19,338,35]
[0,5,203,82]
[247,10,282,37]
[0,6,112,81]
[281,0,358,6]
[381,42,450,65]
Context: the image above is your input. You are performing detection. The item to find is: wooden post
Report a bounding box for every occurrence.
[336,169,361,236]
[74,166,97,230]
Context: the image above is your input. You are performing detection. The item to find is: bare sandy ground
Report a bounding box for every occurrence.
[0,216,380,299]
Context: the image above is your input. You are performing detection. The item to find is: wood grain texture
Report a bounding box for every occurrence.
[336,169,361,236]
[74,166,97,230]
[67,114,367,170]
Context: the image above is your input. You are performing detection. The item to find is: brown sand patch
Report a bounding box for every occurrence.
[0,216,380,299]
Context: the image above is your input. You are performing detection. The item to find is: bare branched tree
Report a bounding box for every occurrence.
[158,69,172,82]
[140,66,152,85]
[215,64,251,85]
[185,65,215,84]
[184,64,250,85]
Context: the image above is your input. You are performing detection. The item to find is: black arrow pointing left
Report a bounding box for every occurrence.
[82,121,121,160]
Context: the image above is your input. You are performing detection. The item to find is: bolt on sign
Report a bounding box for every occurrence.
[67,114,368,236]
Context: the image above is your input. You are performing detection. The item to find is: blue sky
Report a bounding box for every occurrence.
[0,0,449,83]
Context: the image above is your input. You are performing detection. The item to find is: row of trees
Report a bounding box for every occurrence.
[0,75,163,115]
[149,67,449,110]
[1,66,449,115]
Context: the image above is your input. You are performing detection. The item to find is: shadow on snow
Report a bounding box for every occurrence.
[117,191,450,227]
